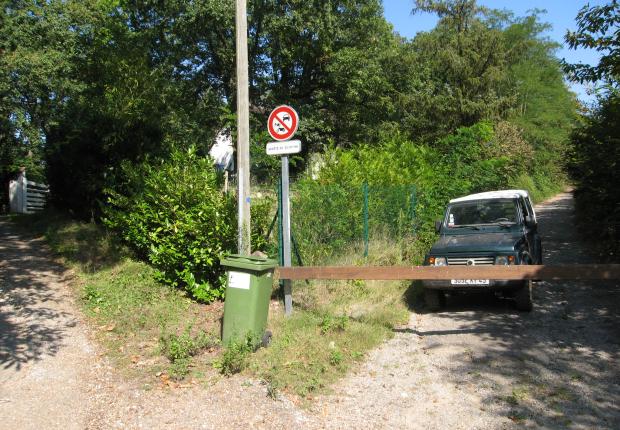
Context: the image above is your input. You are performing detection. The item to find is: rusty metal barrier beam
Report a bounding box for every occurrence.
[276,265,620,281]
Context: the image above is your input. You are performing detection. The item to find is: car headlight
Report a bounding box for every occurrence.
[429,256,447,266]
[495,255,515,265]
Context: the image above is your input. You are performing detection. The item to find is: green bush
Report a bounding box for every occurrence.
[103,148,236,302]
[569,93,620,260]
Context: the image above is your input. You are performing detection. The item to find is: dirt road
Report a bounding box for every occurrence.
[1,191,618,429]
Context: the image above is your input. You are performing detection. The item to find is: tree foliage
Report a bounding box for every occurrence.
[564,0,620,259]
[564,0,620,86]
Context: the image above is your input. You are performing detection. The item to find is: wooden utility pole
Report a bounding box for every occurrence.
[236,0,251,254]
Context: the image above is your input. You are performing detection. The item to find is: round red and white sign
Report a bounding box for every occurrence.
[268,105,299,141]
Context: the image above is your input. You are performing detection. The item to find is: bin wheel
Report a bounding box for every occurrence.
[261,330,273,348]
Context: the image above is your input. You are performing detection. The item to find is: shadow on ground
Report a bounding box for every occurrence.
[0,218,75,371]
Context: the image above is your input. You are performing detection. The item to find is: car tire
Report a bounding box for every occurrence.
[424,289,445,312]
[515,280,533,311]
[515,253,534,311]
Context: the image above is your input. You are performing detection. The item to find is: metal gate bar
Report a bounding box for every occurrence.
[277,264,620,281]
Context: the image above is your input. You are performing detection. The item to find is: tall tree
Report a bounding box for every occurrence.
[408,0,515,139]
[0,0,89,181]
[504,11,577,177]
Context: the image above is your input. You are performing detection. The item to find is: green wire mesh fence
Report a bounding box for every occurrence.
[276,181,417,265]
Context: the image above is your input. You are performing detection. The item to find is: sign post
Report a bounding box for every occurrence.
[267,105,300,316]
[280,155,292,316]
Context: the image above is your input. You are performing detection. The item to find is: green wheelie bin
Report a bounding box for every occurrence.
[221,254,278,347]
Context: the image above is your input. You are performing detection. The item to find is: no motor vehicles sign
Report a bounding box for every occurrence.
[268,105,299,141]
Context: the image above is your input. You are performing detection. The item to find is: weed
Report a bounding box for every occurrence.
[160,326,218,379]
[264,375,281,400]
[83,284,104,306]
[569,372,583,381]
[160,327,215,362]
[329,349,344,366]
[464,347,474,361]
[548,387,575,401]
[349,279,370,297]
[214,335,255,376]
[506,386,530,405]
[508,412,527,423]
[319,315,349,334]
[169,358,192,379]
[299,376,322,397]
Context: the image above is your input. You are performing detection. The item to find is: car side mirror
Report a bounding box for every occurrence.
[524,215,535,227]
[435,220,442,233]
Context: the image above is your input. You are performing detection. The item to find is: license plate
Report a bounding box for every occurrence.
[450,279,490,285]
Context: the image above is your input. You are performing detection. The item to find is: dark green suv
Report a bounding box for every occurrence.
[423,190,541,312]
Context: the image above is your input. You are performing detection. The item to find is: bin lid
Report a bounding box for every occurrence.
[220,254,278,271]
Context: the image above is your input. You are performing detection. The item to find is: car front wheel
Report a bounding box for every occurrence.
[515,254,533,311]
[515,280,533,311]
[424,289,446,312]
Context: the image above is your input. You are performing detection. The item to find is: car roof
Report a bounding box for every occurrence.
[449,189,530,204]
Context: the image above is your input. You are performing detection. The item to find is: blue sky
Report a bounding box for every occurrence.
[382,0,606,103]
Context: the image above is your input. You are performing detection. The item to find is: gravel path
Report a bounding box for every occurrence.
[1,191,618,429]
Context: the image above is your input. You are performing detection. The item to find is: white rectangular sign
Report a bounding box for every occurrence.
[228,271,251,289]
[266,139,302,156]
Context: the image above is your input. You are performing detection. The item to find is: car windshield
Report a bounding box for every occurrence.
[447,199,517,227]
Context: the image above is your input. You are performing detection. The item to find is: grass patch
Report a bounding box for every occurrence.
[509,173,566,204]
[506,385,531,405]
[10,210,126,272]
[251,280,410,398]
[160,326,219,380]
[251,309,392,398]
[248,236,415,398]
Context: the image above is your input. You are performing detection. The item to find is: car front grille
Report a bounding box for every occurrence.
[447,256,495,266]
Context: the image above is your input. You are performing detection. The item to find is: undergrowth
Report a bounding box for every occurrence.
[7,158,564,395]
[213,335,256,377]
